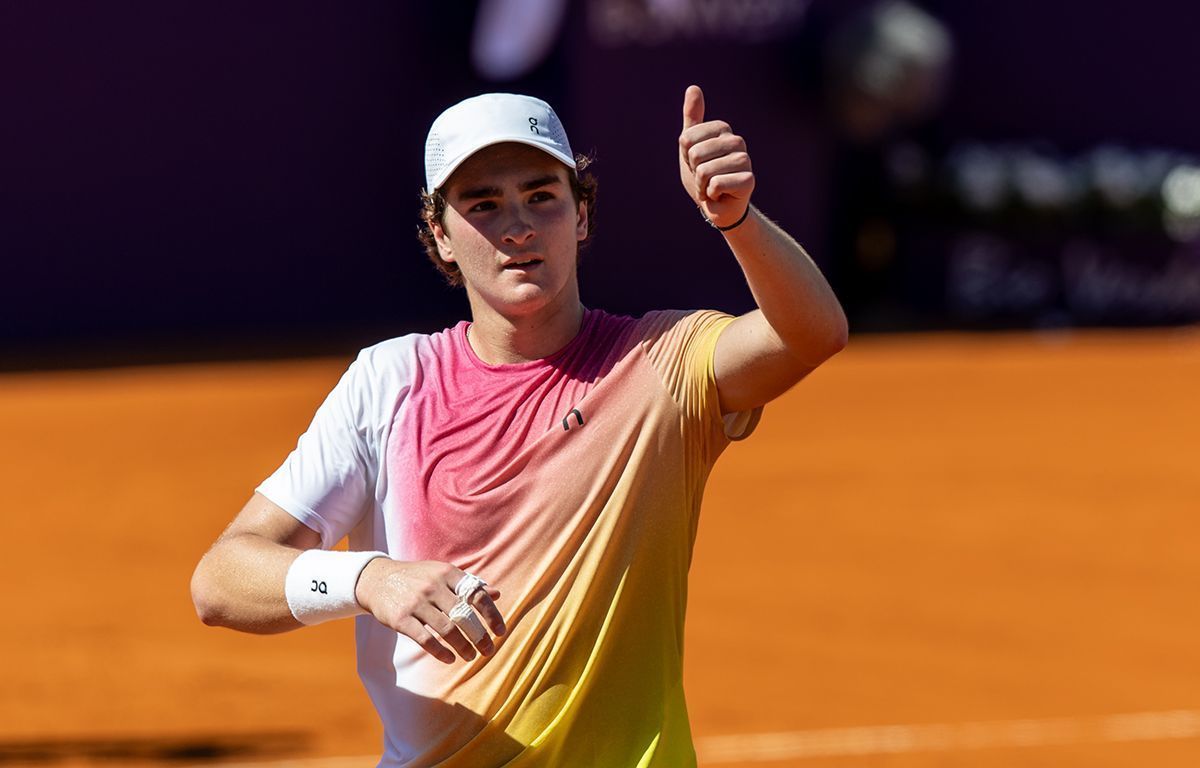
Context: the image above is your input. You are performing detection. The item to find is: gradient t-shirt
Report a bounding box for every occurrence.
[259,308,759,767]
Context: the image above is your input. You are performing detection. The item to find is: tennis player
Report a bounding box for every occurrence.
[191,85,847,766]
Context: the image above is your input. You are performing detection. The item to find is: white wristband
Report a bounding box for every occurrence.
[284,549,388,626]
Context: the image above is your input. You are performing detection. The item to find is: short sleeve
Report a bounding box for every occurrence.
[256,352,378,550]
[639,309,763,444]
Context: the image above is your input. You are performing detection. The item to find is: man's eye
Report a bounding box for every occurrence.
[469,201,497,212]
[529,191,553,203]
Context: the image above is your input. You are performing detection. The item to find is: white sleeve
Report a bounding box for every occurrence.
[256,349,384,550]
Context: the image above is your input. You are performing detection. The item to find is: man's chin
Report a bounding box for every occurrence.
[466,273,578,320]
[476,285,552,317]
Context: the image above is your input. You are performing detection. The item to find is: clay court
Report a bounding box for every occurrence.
[2,328,1198,767]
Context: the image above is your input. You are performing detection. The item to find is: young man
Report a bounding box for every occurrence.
[191,87,847,766]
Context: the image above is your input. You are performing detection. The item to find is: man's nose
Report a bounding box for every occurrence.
[500,207,535,244]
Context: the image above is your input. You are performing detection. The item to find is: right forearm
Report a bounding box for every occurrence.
[192,496,507,662]
[191,534,305,634]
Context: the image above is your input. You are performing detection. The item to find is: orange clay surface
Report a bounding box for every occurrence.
[1,329,1198,766]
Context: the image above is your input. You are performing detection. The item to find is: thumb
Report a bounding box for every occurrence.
[682,84,705,131]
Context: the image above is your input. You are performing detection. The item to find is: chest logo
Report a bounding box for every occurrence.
[561,408,584,431]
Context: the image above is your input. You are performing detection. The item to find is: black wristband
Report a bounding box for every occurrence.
[704,204,751,232]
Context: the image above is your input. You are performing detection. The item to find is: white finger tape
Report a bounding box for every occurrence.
[449,600,489,646]
[454,572,488,601]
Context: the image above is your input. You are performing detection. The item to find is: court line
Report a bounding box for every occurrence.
[200,709,1200,766]
[695,709,1200,762]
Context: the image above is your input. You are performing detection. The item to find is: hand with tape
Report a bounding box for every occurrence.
[678,84,756,231]
[354,558,506,664]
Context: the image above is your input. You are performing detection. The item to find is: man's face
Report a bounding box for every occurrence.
[432,143,588,321]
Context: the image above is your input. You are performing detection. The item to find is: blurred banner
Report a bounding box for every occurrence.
[865,142,1200,329]
[2,1,1198,367]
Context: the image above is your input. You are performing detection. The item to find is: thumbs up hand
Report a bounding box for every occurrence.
[678,85,755,229]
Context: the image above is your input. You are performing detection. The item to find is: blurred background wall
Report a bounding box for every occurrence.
[3,0,1198,369]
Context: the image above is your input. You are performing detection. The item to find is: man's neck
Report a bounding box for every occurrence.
[465,300,586,365]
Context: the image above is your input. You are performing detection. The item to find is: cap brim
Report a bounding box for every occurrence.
[431,137,576,191]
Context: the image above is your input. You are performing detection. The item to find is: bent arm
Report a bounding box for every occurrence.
[713,207,848,414]
[191,492,509,661]
[190,492,320,634]
[677,84,846,413]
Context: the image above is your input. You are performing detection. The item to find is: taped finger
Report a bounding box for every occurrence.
[449,601,489,648]
[469,591,508,636]
[454,572,488,601]
[426,614,477,660]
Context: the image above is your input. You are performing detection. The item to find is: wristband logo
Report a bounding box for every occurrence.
[311,580,328,595]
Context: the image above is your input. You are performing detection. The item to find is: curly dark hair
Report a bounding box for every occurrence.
[416,154,598,287]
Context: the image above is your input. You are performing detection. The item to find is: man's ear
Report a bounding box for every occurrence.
[432,220,455,263]
[575,200,588,242]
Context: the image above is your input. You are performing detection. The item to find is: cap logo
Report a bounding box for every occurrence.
[529,117,541,135]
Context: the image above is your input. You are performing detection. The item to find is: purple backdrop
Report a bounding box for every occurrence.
[2,1,1197,367]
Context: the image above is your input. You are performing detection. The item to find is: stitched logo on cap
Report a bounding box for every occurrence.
[529,117,541,135]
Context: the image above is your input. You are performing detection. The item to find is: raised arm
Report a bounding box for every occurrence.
[677,85,848,414]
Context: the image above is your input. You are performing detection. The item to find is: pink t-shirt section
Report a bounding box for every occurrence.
[389,309,636,565]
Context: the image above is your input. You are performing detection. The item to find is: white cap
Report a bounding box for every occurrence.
[424,93,576,191]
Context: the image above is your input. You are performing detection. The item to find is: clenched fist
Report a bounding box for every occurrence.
[678,85,755,229]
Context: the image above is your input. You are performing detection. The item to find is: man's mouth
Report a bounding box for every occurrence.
[503,258,542,270]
